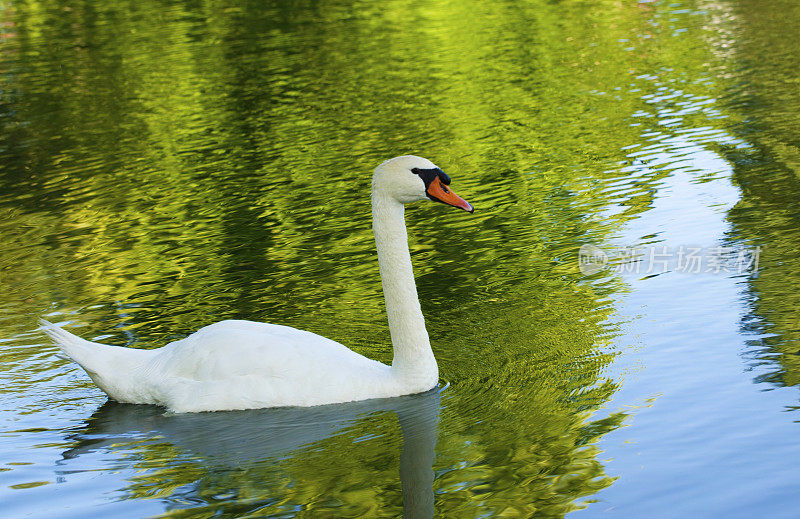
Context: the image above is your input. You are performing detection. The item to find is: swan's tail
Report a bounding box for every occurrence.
[40,319,111,376]
[40,319,153,402]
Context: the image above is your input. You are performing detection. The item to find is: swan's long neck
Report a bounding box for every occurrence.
[372,191,438,386]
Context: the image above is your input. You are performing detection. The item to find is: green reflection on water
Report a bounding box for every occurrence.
[702,0,800,390]
[0,0,742,516]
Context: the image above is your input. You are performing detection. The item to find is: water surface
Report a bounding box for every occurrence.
[1,0,800,517]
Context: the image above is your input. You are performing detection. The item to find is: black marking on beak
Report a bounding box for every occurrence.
[411,167,450,189]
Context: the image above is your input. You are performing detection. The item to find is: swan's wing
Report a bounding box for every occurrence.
[150,319,384,382]
[137,320,393,411]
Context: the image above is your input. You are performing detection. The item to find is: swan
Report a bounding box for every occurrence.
[41,155,473,413]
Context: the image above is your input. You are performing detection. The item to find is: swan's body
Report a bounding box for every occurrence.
[42,156,473,412]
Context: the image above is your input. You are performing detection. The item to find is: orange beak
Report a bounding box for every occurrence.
[426,176,474,213]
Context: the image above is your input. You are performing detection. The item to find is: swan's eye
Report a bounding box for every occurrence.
[411,168,421,175]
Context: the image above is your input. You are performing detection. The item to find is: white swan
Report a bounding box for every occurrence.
[42,156,473,413]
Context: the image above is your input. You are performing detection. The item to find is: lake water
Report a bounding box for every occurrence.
[2,0,800,517]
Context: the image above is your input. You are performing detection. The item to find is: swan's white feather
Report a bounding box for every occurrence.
[44,319,402,412]
[144,320,397,412]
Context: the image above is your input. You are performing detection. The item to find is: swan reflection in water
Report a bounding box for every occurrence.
[60,386,442,518]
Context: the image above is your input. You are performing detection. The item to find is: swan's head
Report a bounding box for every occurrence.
[372,155,473,213]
